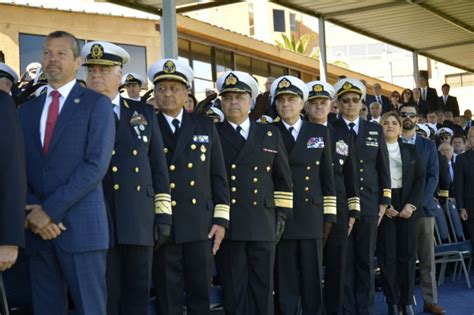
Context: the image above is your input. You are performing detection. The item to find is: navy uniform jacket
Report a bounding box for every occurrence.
[0,91,26,247]
[103,97,171,247]
[334,118,391,216]
[454,150,474,217]
[157,111,230,244]
[275,120,336,239]
[437,153,450,200]
[216,120,293,241]
[327,122,360,221]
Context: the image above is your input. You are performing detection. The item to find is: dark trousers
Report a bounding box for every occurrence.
[324,202,350,315]
[153,240,211,315]
[107,244,153,315]
[216,240,275,315]
[376,189,418,306]
[343,215,378,315]
[29,246,107,315]
[275,239,323,315]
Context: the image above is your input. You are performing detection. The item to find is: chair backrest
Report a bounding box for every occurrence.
[433,198,451,243]
[446,198,465,242]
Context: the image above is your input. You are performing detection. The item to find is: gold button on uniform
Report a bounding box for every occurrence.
[305,198,309,202]
[360,169,364,173]
[164,148,169,153]
[192,198,197,204]
[112,166,118,172]
[171,200,177,206]
[253,178,258,183]
[360,160,363,163]
[304,176,309,181]
[191,144,197,150]
[231,175,236,181]
[114,184,120,190]
[231,164,236,169]
[231,199,236,204]
[360,187,364,191]
[254,166,258,171]
[169,165,175,171]
[316,161,320,165]
[189,180,195,186]
[187,163,193,169]
[253,189,258,194]
[136,185,141,192]
[231,187,237,192]
[134,167,139,173]
[306,166,311,170]
[360,178,364,181]
[253,201,258,206]
[170,183,176,189]
[132,150,138,156]
[305,187,309,191]
[112,150,116,155]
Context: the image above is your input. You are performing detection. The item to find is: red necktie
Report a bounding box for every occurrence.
[43,90,61,154]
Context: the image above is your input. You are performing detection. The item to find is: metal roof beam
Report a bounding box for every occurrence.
[176,0,243,13]
[324,2,407,18]
[415,2,474,33]
[419,40,474,52]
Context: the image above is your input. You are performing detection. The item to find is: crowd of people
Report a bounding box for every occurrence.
[0,30,473,315]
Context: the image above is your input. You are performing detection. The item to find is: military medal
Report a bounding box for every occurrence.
[200,145,207,153]
[133,126,142,139]
[200,153,206,162]
[139,125,145,131]
[143,136,148,143]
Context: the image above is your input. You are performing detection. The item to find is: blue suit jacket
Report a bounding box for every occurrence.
[415,135,439,217]
[18,83,115,253]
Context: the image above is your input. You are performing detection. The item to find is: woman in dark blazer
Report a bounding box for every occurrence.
[377,111,426,315]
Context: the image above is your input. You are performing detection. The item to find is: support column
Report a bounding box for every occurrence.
[412,51,419,88]
[318,16,328,82]
[161,0,178,59]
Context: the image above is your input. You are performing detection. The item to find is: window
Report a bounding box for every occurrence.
[348,44,366,57]
[269,64,287,77]
[116,43,147,84]
[330,45,347,58]
[273,9,285,32]
[248,3,255,36]
[19,33,85,80]
[367,43,384,56]
[215,50,233,78]
[236,54,251,73]
[289,69,301,78]
[289,13,297,32]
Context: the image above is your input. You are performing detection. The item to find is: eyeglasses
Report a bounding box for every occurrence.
[360,108,367,112]
[400,112,417,119]
[439,135,450,140]
[340,97,360,104]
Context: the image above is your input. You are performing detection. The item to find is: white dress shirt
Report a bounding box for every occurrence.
[343,116,361,134]
[111,93,121,119]
[387,142,403,189]
[40,79,77,145]
[228,118,251,140]
[162,108,184,133]
[282,118,303,140]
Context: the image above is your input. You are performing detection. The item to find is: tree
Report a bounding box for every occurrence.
[275,33,316,55]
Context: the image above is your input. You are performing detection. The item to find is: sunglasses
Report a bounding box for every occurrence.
[360,108,367,111]
[440,135,450,140]
[400,112,417,119]
[340,97,361,104]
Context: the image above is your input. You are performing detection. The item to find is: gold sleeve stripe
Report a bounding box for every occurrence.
[274,191,293,197]
[438,190,449,197]
[324,206,337,215]
[155,193,172,201]
[383,189,392,198]
[348,197,360,202]
[275,199,293,208]
[214,204,230,220]
[155,200,172,215]
[323,196,337,200]
[348,201,361,211]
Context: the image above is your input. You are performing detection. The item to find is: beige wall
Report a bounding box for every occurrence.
[0,3,402,95]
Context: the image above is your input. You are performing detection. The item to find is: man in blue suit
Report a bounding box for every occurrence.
[400,104,445,315]
[18,31,115,315]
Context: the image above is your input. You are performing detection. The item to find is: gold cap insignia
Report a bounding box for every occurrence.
[343,82,353,90]
[278,78,291,89]
[126,74,134,81]
[313,84,323,92]
[224,73,238,86]
[91,44,104,60]
[163,60,176,73]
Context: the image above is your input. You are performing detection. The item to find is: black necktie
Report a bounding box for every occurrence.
[236,125,246,141]
[172,119,180,136]
[349,122,357,141]
[287,127,296,151]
